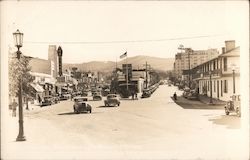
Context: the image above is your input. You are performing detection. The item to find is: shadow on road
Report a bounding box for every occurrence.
[58,112,100,115]
[208,115,241,129]
[58,112,76,115]
[97,105,118,108]
[172,96,224,110]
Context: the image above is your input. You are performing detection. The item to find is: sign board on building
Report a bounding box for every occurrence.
[122,64,132,81]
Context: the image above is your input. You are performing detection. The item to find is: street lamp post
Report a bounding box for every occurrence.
[209,70,213,104]
[231,64,237,94]
[13,29,26,141]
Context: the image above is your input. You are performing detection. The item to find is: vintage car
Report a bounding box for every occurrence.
[225,95,241,117]
[73,97,91,113]
[183,87,191,98]
[141,89,152,98]
[41,96,53,107]
[104,94,120,107]
[141,90,151,98]
[102,89,110,96]
[187,90,199,100]
[93,95,102,101]
[60,93,71,101]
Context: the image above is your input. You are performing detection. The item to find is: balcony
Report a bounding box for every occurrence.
[192,69,222,79]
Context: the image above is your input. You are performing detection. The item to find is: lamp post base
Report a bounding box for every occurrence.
[16,135,26,141]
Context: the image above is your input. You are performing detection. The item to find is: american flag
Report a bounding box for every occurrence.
[120,52,127,59]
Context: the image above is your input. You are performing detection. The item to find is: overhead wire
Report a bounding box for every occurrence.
[24,34,224,45]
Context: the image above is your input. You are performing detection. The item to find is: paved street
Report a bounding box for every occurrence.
[2,85,248,160]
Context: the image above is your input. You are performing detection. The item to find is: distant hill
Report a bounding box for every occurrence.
[63,55,174,72]
[118,55,174,71]
[63,61,116,72]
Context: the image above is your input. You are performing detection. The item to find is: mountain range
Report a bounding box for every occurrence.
[63,55,174,72]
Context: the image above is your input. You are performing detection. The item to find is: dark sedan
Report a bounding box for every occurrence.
[73,97,91,114]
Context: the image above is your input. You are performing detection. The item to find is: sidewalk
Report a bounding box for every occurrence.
[172,96,224,110]
[198,95,226,106]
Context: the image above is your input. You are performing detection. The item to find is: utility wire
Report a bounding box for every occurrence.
[24,34,223,45]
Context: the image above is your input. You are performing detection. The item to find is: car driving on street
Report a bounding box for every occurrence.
[104,94,120,107]
[41,96,53,107]
[73,97,91,114]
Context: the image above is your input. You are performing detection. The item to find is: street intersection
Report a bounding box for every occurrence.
[2,85,247,160]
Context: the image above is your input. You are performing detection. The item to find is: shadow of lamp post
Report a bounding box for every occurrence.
[13,29,26,141]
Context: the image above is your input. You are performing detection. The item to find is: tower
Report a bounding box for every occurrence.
[57,46,63,77]
[48,45,58,78]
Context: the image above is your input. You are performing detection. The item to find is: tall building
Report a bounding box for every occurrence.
[174,48,219,79]
[48,45,58,78]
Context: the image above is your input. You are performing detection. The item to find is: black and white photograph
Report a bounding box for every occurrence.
[0,1,249,159]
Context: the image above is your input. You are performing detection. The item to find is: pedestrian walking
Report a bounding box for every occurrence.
[173,92,177,101]
[135,92,138,100]
[38,95,42,103]
[12,99,18,117]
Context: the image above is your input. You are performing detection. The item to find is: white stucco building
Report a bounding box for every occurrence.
[192,40,240,101]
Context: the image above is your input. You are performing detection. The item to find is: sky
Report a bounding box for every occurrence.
[1,1,249,63]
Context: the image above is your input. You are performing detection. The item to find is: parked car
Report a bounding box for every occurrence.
[104,94,120,107]
[183,87,191,98]
[81,91,89,97]
[60,93,71,101]
[93,95,102,101]
[73,97,91,114]
[187,90,199,100]
[141,90,151,98]
[102,89,110,96]
[225,95,241,117]
[41,96,53,107]
[53,95,60,104]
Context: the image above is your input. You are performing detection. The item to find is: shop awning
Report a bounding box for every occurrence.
[30,83,44,92]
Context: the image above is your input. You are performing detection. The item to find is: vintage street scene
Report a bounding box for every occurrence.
[1,1,249,160]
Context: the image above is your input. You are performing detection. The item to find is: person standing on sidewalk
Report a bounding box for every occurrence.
[173,92,177,101]
[12,99,18,117]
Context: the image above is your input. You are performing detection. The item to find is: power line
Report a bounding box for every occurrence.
[24,34,223,45]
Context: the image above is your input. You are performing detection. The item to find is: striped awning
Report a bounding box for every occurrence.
[30,83,44,93]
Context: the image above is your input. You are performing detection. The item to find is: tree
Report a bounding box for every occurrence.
[9,51,34,109]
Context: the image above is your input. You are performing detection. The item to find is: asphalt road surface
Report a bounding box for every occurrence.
[2,85,248,160]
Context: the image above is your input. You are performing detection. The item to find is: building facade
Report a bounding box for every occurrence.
[174,48,219,79]
[192,40,240,101]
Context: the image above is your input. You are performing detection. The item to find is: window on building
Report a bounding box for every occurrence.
[224,57,227,71]
[214,80,216,92]
[224,80,228,93]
